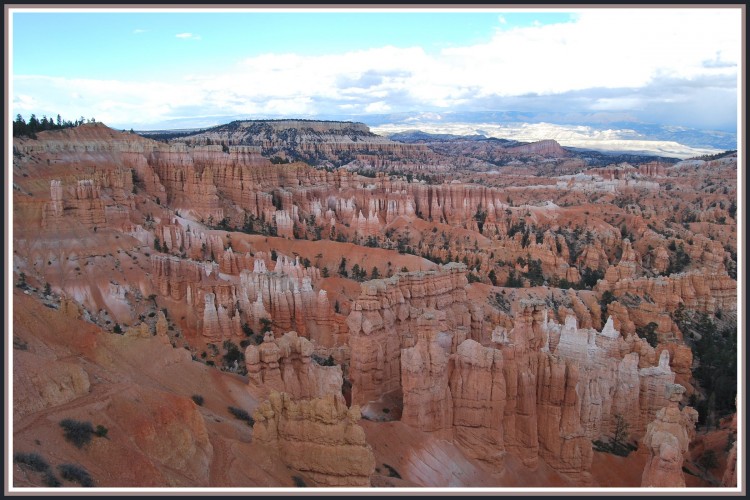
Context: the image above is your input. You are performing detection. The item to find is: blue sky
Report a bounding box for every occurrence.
[10,7,741,134]
[13,11,575,80]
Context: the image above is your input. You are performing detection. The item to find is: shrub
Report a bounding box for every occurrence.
[228,406,254,426]
[42,471,62,487]
[292,475,307,487]
[192,395,205,406]
[505,270,524,288]
[58,463,95,487]
[636,322,659,348]
[13,452,50,472]
[59,419,95,448]
[222,340,244,366]
[698,449,719,471]
[311,354,335,366]
[488,269,498,286]
[383,463,402,479]
[94,425,108,438]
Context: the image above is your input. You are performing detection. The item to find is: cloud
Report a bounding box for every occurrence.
[498,15,507,24]
[12,9,740,131]
[364,101,391,113]
[133,28,147,34]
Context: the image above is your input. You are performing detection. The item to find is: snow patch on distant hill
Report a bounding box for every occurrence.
[372,122,724,159]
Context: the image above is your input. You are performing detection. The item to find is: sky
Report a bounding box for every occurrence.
[10,7,742,134]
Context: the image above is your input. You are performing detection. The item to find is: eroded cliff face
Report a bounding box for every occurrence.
[252,391,376,486]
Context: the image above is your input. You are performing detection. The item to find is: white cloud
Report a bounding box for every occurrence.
[12,8,740,130]
[364,101,391,113]
[133,28,147,34]
[498,15,507,24]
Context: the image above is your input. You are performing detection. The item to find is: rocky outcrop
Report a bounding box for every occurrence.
[246,331,343,399]
[252,391,376,486]
[640,384,698,487]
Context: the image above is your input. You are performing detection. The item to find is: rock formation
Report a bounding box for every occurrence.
[449,339,507,465]
[400,312,454,437]
[347,263,473,407]
[245,331,343,400]
[640,384,698,487]
[721,412,738,487]
[252,391,376,486]
[12,122,737,488]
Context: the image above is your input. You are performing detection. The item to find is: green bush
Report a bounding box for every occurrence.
[42,471,62,487]
[383,463,402,479]
[59,419,95,448]
[58,463,94,487]
[228,406,254,427]
[13,452,50,472]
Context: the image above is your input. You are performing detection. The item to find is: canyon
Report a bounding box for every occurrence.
[11,120,738,490]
